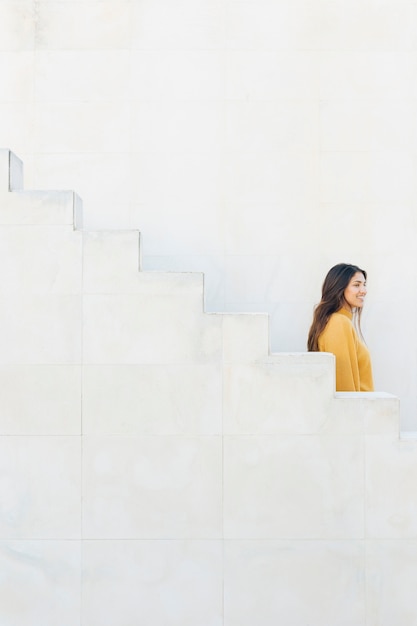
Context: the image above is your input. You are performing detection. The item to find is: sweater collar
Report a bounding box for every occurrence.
[337,307,353,320]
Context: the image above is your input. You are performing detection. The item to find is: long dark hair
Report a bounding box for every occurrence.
[307,263,367,352]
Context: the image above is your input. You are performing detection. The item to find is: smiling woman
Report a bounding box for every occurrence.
[307,263,374,392]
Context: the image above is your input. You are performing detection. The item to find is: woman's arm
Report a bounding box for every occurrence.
[318,314,360,391]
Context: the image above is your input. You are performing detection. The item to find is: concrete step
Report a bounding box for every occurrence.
[0,149,23,191]
[0,190,82,227]
[83,230,203,296]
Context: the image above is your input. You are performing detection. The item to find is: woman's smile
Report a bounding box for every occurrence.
[343,272,367,311]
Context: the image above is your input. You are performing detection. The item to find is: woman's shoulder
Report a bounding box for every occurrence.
[318,310,356,350]
[329,310,352,323]
[322,310,354,335]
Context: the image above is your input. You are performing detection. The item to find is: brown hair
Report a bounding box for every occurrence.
[307,263,367,352]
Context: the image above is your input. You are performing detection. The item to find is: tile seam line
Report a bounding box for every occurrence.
[58,536,361,542]
[80,229,85,626]
[364,433,368,626]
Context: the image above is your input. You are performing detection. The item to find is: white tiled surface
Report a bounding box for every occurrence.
[324,394,399,436]
[0,540,81,626]
[223,360,334,434]
[33,153,131,229]
[82,540,223,626]
[0,1,35,51]
[130,200,225,256]
[224,435,364,539]
[224,540,365,626]
[34,101,131,153]
[83,294,221,364]
[0,104,35,158]
[130,151,222,212]
[366,435,417,538]
[299,2,415,51]
[318,51,415,100]
[82,230,141,292]
[0,51,34,101]
[0,191,79,225]
[82,435,222,539]
[225,100,318,153]
[82,364,222,435]
[366,540,417,626]
[0,294,81,364]
[0,365,81,435]
[0,437,81,538]
[36,1,131,50]
[224,150,317,205]
[142,254,226,311]
[222,313,269,364]
[131,0,224,50]
[225,0,300,50]
[130,50,225,101]
[226,50,318,99]
[0,225,82,293]
[131,101,223,154]
[82,231,205,295]
[35,51,130,102]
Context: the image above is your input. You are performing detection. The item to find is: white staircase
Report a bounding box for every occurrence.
[0,149,415,626]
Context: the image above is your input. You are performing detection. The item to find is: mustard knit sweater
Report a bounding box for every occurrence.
[318,308,374,392]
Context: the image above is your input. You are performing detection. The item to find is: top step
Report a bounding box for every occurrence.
[0,149,82,228]
[0,149,23,191]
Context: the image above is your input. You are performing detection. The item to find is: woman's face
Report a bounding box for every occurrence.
[343,271,367,311]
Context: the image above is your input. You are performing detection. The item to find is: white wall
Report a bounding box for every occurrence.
[0,0,415,428]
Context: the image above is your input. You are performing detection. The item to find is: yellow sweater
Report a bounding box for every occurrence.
[318,308,374,392]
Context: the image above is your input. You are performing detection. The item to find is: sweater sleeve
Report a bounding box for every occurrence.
[318,314,360,391]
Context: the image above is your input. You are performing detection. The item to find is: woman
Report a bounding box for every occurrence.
[307,263,374,391]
